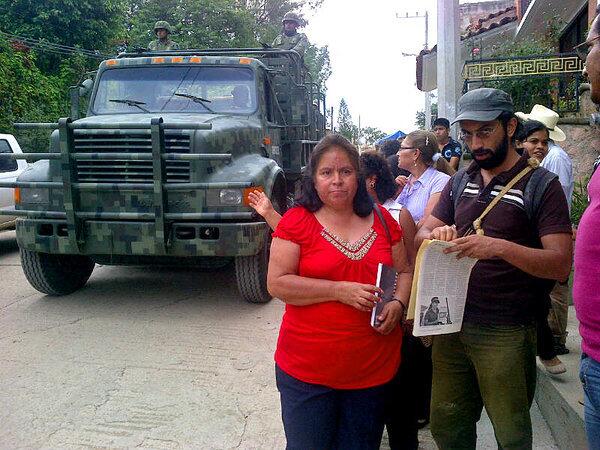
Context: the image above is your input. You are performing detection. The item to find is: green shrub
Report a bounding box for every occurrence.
[571,177,590,225]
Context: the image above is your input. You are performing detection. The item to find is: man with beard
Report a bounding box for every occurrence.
[271,12,308,57]
[415,88,573,449]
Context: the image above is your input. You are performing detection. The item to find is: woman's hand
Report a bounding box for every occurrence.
[335,281,381,312]
[248,190,274,218]
[395,175,409,189]
[374,301,403,335]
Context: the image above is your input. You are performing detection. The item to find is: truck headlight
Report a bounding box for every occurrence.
[219,189,243,205]
[20,188,49,204]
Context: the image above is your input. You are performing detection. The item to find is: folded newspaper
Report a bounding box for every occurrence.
[407,239,478,337]
[370,263,398,328]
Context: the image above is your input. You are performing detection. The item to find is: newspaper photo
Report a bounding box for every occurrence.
[407,239,478,337]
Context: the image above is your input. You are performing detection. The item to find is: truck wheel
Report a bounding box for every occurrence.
[235,230,272,303]
[20,249,95,296]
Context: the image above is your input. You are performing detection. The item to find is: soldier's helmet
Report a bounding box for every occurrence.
[281,12,301,26]
[153,21,172,34]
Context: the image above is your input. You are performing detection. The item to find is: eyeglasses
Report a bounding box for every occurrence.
[399,146,417,151]
[573,34,600,62]
[459,124,499,143]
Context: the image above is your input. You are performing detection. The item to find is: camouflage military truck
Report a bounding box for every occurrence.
[0,48,326,303]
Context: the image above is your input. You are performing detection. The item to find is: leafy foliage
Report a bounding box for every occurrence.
[571,177,590,225]
[0,0,126,72]
[125,0,257,49]
[415,101,438,129]
[361,126,386,145]
[337,98,358,142]
[0,0,331,147]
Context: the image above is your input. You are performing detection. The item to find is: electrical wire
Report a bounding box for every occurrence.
[0,30,111,60]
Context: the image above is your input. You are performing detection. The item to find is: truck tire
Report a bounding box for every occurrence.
[235,191,284,304]
[20,249,95,296]
[235,230,272,303]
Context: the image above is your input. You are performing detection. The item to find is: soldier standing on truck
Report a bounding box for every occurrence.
[148,21,180,51]
[271,12,308,57]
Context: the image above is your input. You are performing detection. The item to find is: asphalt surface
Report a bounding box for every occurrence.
[0,230,286,449]
[0,230,557,449]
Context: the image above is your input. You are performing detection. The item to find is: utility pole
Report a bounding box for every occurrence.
[437,0,461,123]
[396,11,431,129]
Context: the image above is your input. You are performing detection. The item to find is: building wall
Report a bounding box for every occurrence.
[558,91,600,183]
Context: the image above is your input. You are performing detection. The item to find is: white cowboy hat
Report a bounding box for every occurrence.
[515,104,566,142]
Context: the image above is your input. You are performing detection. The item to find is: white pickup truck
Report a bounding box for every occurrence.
[0,134,27,231]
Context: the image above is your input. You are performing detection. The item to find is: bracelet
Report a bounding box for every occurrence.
[393,298,408,310]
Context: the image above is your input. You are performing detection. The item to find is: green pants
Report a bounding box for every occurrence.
[430,323,537,450]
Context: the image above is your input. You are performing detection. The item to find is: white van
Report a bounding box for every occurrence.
[0,134,27,230]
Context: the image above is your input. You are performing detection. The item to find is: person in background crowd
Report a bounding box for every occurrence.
[433,117,463,171]
[517,105,574,359]
[519,120,568,375]
[380,139,411,180]
[393,130,451,436]
[265,134,413,449]
[573,6,600,447]
[395,131,451,228]
[148,21,179,51]
[271,12,308,57]
[416,88,572,449]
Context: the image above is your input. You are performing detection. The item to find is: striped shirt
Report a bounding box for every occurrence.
[395,166,450,223]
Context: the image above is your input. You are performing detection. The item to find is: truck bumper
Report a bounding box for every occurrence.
[16,219,268,257]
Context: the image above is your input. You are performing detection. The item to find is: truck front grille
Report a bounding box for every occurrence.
[74,132,191,183]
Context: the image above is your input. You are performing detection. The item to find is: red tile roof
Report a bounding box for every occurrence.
[463,6,518,39]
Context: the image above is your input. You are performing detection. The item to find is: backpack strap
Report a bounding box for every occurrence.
[451,168,470,213]
[523,166,559,221]
[373,203,392,244]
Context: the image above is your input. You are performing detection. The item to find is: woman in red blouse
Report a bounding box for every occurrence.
[267,134,413,450]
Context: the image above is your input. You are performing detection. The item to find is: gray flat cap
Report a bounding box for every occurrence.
[452,88,514,124]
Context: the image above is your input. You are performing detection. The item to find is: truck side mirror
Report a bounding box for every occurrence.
[79,79,94,97]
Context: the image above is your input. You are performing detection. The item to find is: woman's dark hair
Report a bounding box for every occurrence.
[360,150,397,203]
[518,120,549,141]
[295,133,373,217]
[405,130,439,166]
[380,139,401,158]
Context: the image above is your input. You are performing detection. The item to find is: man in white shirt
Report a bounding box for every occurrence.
[517,104,573,355]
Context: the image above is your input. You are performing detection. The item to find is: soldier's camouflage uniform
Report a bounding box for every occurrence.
[271,33,307,57]
[148,39,180,51]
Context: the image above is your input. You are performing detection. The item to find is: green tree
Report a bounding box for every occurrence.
[0,0,126,72]
[361,126,386,145]
[415,102,438,129]
[126,0,257,49]
[337,98,358,142]
[305,43,331,93]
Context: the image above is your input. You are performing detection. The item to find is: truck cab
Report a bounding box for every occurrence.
[1,49,326,301]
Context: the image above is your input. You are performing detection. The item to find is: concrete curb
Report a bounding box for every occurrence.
[535,306,587,450]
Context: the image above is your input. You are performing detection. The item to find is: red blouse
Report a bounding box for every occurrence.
[272,205,403,389]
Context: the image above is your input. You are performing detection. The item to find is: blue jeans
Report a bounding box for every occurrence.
[275,364,388,450]
[580,353,600,449]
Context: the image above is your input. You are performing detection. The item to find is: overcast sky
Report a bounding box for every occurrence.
[304,0,485,136]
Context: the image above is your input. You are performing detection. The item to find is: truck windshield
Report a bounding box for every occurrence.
[92,66,257,115]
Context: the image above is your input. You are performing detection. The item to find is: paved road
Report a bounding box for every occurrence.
[0,230,286,449]
[0,230,557,449]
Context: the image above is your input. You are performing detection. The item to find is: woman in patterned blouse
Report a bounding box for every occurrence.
[266,134,413,450]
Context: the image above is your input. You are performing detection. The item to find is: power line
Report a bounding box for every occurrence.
[0,30,111,60]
